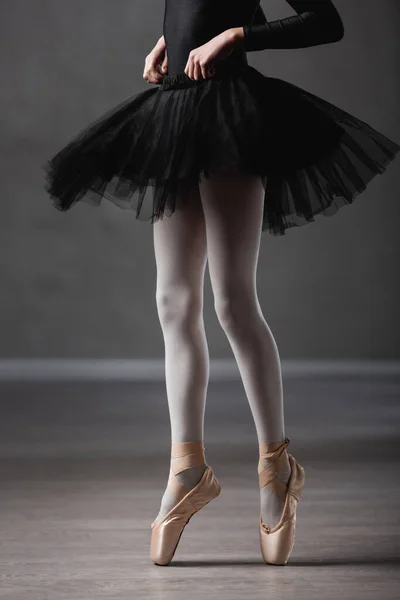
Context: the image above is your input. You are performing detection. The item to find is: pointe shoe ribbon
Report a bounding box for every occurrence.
[258,436,305,565]
[150,441,221,566]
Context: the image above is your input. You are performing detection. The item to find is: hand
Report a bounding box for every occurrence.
[143,36,168,84]
[184,28,242,80]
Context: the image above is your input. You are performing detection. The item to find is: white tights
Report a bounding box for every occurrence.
[152,171,291,528]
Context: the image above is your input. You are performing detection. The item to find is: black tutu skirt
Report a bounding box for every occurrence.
[43,62,400,236]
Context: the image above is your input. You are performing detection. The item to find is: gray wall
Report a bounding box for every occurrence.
[1,0,399,360]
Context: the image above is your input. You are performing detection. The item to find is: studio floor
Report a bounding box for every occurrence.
[0,374,399,600]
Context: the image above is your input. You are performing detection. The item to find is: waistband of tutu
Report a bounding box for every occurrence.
[159,54,249,91]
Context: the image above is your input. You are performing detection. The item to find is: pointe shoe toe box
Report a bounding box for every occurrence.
[259,512,296,565]
[150,466,221,565]
[259,452,305,566]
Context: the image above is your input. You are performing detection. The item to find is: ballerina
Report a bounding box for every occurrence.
[43,0,399,566]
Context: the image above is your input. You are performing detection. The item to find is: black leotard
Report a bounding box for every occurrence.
[163,0,345,75]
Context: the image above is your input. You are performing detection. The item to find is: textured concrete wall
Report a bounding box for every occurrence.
[1,0,399,359]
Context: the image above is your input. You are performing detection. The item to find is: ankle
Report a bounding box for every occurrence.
[171,440,207,472]
[170,441,208,492]
[171,440,207,484]
[258,437,290,476]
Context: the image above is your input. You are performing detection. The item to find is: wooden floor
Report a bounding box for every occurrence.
[0,375,399,599]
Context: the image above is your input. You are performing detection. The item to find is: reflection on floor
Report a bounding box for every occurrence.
[0,376,399,599]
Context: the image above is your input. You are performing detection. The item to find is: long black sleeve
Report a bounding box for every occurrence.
[242,0,345,52]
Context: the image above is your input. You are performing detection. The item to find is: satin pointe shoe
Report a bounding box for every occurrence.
[150,440,221,566]
[258,436,305,565]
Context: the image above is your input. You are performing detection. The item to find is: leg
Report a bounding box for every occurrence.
[152,183,209,526]
[198,170,291,529]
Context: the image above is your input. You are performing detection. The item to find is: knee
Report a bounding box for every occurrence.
[156,287,202,328]
[214,285,258,333]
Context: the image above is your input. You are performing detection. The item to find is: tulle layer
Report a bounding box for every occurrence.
[43,64,400,235]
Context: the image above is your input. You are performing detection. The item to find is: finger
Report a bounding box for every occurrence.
[144,74,159,83]
[185,56,194,80]
[193,61,201,81]
[160,50,168,74]
[143,52,166,82]
[200,65,208,79]
[143,67,162,84]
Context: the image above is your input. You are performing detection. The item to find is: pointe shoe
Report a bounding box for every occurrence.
[258,436,305,565]
[150,440,221,566]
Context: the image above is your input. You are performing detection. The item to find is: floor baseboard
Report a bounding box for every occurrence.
[0,359,398,381]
